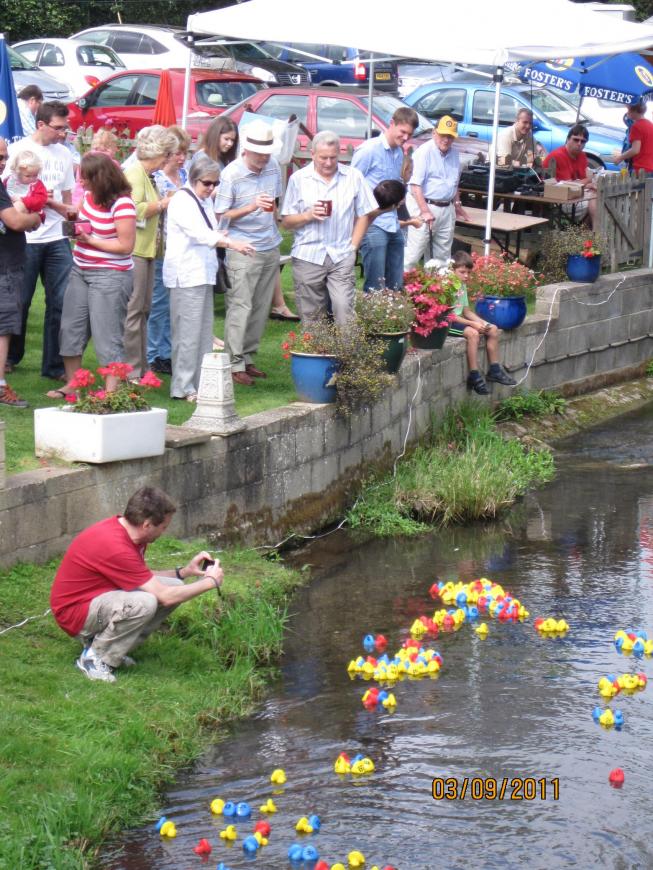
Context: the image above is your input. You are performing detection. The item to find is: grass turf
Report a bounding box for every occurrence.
[0,537,303,870]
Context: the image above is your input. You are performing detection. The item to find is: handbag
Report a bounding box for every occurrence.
[181,188,231,294]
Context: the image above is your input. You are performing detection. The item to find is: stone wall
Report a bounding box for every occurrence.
[1,270,652,568]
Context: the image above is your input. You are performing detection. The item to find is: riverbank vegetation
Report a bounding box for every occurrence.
[347,401,555,536]
[0,538,303,870]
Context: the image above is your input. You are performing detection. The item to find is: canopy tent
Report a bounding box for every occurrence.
[186,0,653,254]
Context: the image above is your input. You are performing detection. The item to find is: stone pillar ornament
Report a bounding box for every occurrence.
[184,353,246,435]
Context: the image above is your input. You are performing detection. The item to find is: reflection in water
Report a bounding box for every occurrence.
[102,406,653,869]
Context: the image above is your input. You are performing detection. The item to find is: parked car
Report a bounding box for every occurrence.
[221,86,488,166]
[66,67,265,140]
[403,80,625,169]
[12,38,125,98]
[8,45,74,102]
[258,43,398,92]
[72,24,311,86]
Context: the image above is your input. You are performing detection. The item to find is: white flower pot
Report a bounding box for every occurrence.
[34,407,167,463]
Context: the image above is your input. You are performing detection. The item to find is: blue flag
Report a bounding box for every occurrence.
[0,34,23,141]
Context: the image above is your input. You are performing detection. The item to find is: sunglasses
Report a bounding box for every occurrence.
[199,179,217,188]
[570,136,588,144]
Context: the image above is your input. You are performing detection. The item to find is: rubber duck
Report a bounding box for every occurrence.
[296,816,314,834]
[242,834,260,854]
[222,801,236,817]
[334,752,351,774]
[155,816,167,831]
[308,814,321,832]
[216,864,232,870]
[475,623,488,637]
[192,838,212,856]
[288,843,304,862]
[363,634,376,653]
[613,709,624,727]
[259,798,277,813]
[253,831,268,846]
[235,801,251,819]
[348,850,366,867]
[270,768,286,784]
[381,692,397,709]
[210,798,225,815]
[609,768,625,788]
[330,864,347,870]
[219,825,238,841]
[302,845,319,862]
[314,862,330,870]
[254,820,271,837]
[159,820,176,838]
[351,757,375,775]
[599,709,615,727]
[375,634,388,652]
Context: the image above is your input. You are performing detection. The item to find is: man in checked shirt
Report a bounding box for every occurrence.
[281,130,377,324]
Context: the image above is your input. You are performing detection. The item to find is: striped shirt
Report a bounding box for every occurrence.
[409,139,460,202]
[73,192,136,271]
[281,163,377,266]
[214,156,282,251]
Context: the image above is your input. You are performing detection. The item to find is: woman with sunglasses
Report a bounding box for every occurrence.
[163,155,254,402]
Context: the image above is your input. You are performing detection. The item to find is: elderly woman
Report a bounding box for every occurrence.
[147,125,192,375]
[164,155,255,401]
[47,153,136,398]
[124,125,179,378]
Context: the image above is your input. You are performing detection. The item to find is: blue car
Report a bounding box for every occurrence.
[403,79,625,169]
[259,43,398,92]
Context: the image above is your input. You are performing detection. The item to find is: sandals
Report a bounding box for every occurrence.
[269,306,300,322]
[46,388,77,401]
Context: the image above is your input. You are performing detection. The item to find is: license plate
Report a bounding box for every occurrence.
[375,72,391,81]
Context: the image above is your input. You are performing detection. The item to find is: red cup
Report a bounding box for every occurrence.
[261,194,275,212]
[318,199,332,216]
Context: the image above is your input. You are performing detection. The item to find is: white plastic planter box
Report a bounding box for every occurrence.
[34,407,167,463]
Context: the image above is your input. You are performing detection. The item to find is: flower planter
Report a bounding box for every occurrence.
[410,326,449,350]
[566,254,601,283]
[475,295,527,330]
[372,331,409,374]
[34,407,167,463]
[290,352,339,404]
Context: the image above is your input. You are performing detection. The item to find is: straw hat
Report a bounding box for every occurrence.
[241,120,276,154]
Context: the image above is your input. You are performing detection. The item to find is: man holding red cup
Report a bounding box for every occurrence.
[281,130,377,324]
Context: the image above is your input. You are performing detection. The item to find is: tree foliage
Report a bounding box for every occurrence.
[0,0,234,43]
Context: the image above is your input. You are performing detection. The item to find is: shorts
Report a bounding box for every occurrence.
[448,320,466,337]
[0,264,24,336]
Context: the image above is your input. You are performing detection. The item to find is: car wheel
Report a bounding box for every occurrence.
[586,155,604,171]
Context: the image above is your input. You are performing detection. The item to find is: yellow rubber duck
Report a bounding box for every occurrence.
[382,692,397,709]
[334,755,351,774]
[475,623,488,637]
[351,757,375,775]
[331,864,347,870]
[219,824,238,841]
[270,768,286,784]
[295,816,313,834]
[159,821,176,838]
[254,831,268,846]
[599,709,615,727]
[259,798,277,813]
[210,798,225,815]
[348,850,366,867]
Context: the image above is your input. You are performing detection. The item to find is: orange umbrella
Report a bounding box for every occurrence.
[153,69,177,127]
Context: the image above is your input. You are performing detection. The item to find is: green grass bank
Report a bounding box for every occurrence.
[0,538,304,870]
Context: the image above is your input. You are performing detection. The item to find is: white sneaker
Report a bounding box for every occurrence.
[121,655,136,667]
[76,649,116,683]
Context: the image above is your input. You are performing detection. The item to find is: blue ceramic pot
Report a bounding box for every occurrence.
[290,352,339,403]
[566,253,601,283]
[475,295,527,330]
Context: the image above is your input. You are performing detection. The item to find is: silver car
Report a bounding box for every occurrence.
[9,45,73,102]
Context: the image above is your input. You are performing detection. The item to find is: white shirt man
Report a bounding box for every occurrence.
[404,115,469,270]
[17,85,43,137]
[7,101,75,379]
[281,130,377,324]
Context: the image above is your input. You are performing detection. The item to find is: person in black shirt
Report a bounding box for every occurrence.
[0,138,42,407]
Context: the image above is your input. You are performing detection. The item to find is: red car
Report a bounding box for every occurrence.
[67,67,265,141]
[221,85,488,165]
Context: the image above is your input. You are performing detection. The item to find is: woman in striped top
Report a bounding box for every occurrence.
[48,153,136,398]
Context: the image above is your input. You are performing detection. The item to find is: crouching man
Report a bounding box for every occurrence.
[50,486,223,683]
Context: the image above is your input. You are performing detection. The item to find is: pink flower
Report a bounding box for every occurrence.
[139,371,162,388]
[64,393,77,404]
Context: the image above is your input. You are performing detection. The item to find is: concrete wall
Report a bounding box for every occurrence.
[1,270,652,568]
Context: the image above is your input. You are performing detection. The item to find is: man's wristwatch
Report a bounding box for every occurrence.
[175,566,184,580]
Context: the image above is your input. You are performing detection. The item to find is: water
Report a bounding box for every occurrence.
[102,405,653,870]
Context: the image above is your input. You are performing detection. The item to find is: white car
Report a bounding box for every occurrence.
[12,38,125,98]
[71,25,189,71]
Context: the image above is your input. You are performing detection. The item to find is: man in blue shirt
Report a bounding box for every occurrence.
[405,115,469,269]
[351,107,418,292]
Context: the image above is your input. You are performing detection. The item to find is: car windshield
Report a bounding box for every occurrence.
[224,41,277,61]
[195,79,261,109]
[360,94,432,135]
[8,45,38,71]
[528,87,590,124]
[76,45,125,69]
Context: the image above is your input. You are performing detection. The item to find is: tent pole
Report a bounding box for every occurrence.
[182,33,192,131]
[484,65,504,257]
[367,53,375,138]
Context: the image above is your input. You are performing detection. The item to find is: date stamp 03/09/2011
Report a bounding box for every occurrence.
[432,777,560,801]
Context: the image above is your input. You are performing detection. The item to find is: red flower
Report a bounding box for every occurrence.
[69,368,95,389]
[139,371,162,388]
[97,361,133,380]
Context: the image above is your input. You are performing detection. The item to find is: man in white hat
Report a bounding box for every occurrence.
[404,115,469,269]
[215,119,282,386]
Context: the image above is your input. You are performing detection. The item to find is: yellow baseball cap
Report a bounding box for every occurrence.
[435,115,458,137]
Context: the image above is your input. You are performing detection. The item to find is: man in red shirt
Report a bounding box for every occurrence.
[613,101,653,174]
[50,486,224,682]
[543,125,596,226]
